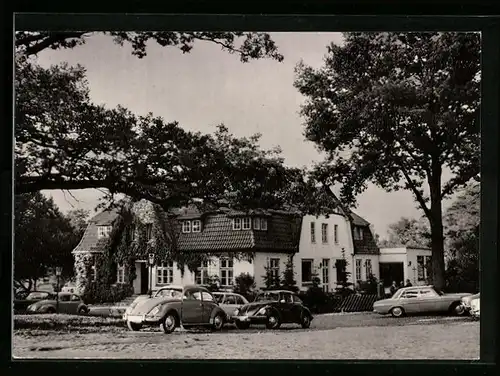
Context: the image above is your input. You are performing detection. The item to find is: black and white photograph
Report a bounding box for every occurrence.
[13,26,481,359]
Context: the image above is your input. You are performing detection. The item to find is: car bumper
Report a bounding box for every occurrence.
[124,314,162,326]
[231,315,267,324]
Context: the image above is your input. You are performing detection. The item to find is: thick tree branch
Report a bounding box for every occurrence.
[398,163,432,219]
[18,32,88,56]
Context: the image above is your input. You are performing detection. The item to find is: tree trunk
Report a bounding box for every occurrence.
[428,165,446,291]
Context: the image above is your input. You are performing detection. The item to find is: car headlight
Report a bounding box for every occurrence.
[147,306,161,316]
[257,307,267,315]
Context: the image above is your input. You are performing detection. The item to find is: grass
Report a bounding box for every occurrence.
[14,314,125,330]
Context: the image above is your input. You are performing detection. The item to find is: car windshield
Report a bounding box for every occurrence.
[255,292,280,302]
[26,292,52,300]
[155,288,182,298]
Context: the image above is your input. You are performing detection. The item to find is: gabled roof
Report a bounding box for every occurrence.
[350,212,371,227]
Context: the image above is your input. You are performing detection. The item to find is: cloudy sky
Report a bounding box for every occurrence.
[33,31,449,238]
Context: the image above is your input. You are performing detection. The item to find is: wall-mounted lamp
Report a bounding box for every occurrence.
[408,261,412,267]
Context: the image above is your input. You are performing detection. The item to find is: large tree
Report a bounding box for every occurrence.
[294,32,480,289]
[14,192,79,290]
[378,217,431,248]
[15,31,312,211]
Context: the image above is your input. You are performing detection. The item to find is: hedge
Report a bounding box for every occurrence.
[14,314,125,330]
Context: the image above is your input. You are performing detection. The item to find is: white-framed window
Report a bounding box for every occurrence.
[417,255,432,281]
[219,258,234,286]
[355,259,362,282]
[145,223,153,240]
[233,218,242,230]
[157,261,174,285]
[117,264,125,284]
[192,220,201,233]
[301,259,314,283]
[321,259,329,291]
[353,226,364,240]
[195,260,210,285]
[310,222,316,243]
[97,225,112,239]
[334,224,339,244]
[365,259,372,279]
[261,218,268,230]
[269,258,280,282]
[253,217,261,230]
[182,221,191,233]
[321,223,328,243]
[242,217,251,230]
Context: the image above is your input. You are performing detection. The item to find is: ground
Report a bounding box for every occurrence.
[13,313,479,360]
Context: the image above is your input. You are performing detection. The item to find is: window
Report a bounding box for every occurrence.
[310,222,316,243]
[224,295,237,304]
[192,291,202,300]
[182,221,191,233]
[282,292,293,303]
[192,220,201,233]
[146,223,153,240]
[365,259,372,279]
[253,217,261,230]
[242,217,251,230]
[334,224,339,244]
[117,264,125,284]
[425,256,432,280]
[417,255,432,281]
[419,289,438,297]
[59,294,71,302]
[321,223,328,243]
[335,259,347,282]
[201,292,214,302]
[401,290,418,299]
[89,255,97,281]
[353,227,364,240]
[157,261,174,285]
[70,295,81,302]
[322,259,330,292]
[293,294,303,304]
[269,258,280,282]
[195,261,210,285]
[219,258,234,286]
[301,259,313,283]
[233,218,242,230]
[355,259,362,282]
[235,295,246,305]
[97,225,112,239]
[261,218,268,230]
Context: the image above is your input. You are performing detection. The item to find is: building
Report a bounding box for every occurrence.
[379,246,432,287]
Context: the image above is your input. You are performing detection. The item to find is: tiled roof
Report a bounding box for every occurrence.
[350,212,371,227]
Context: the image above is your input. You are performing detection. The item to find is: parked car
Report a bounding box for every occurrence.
[14,290,56,314]
[469,295,480,319]
[373,285,472,317]
[124,285,184,317]
[231,290,313,330]
[124,285,226,333]
[461,292,480,314]
[212,292,249,322]
[26,292,88,315]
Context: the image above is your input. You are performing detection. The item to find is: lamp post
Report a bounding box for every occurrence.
[55,267,62,313]
[148,253,155,298]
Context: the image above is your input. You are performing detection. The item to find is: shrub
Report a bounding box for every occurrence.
[233,273,256,301]
[14,314,124,330]
[356,274,379,295]
[82,283,133,304]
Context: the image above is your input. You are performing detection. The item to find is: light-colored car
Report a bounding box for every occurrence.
[26,292,88,315]
[461,292,480,314]
[212,292,249,322]
[373,285,472,317]
[124,285,184,317]
[469,296,480,319]
[124,285,226,333]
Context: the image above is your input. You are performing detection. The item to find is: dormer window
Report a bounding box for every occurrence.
[233,218,242,230]
[182,221,192,233]
[97,225,112,239]
[253,217,261,230]
[192,220,201,233]
[261,218,268,231]
[242,217,251,230]
[353,226,364,240]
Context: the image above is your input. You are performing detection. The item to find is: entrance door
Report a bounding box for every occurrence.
[140,263,149,294]
[379,262,404,287]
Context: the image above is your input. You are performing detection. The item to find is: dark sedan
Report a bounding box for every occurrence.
[14,291,56,314]
[232,290,313,330]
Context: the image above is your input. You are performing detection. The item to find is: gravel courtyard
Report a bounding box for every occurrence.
[13,313,480,360]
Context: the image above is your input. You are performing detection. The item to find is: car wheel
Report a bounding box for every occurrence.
[161,312,178,334]
[390,307,405,318]
[126,321,143,331]
[266,311,281,330]
[300,313,311,329]
[78,307,88,315]
[235,321,251,330]
[211,313,225,331]
[450,302,466,316]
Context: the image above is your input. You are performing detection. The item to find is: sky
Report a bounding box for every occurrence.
[33,31,453,238]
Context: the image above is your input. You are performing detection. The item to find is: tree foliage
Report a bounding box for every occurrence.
[14,192,79,289]
[378,216,431,248]
[294,32,480,289]
[66,208,90,239]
